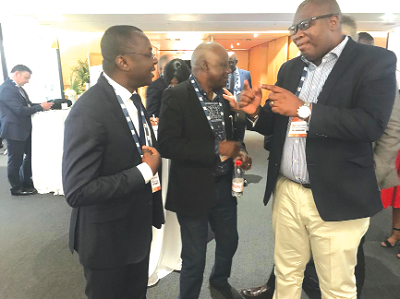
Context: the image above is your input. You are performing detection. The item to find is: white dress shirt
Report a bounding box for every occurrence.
[103,73,153,184]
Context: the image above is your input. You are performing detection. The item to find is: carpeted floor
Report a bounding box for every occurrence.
[0,131,399,299]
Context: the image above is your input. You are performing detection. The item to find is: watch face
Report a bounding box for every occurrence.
[298,106,311,119]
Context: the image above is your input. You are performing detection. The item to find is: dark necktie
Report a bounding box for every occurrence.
[18,87,31,106]
[229,72,235,92]
[130,93,146,146]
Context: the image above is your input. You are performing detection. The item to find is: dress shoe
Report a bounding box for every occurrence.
[210,283,243,299]
[11,189,37,196]
[240,284,274,299]
[244,178,248,187]
[23,187,38,195]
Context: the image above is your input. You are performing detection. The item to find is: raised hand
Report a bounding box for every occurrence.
[262,85,304,117]
[222,88,240,111]
[238,80,262,117]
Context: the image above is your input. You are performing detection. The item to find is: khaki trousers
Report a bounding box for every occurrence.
[272,176,370,299]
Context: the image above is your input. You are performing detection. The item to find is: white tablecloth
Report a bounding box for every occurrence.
[31,110,181,284]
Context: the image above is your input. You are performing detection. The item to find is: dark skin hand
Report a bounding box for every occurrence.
[235,151,252,171]
[142,146,161,175]
[219,140,241,159]
[261,85,305,117]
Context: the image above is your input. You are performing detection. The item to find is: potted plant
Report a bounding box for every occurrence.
[69,58,90,96]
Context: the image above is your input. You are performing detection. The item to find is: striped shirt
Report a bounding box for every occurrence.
[280,36,349,184]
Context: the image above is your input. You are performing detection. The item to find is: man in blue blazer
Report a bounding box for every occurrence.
[227,52,252,142]
[0,65,53,196]
[230,0,396,298]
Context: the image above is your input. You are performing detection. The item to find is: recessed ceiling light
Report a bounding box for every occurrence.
[254,33,258,37]
[382,13,396,22]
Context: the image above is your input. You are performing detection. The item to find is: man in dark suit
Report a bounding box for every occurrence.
[229,0,396,298]
[62,25,164,299]
[227,52,252,142]
[145,53,174,118]
[158,42,252,299]
[0,65,53,196]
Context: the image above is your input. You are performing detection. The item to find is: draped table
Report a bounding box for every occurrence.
[31,109,181,285]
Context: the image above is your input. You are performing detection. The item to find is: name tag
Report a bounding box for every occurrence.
[288,117,308,137]
[151,172,161,193]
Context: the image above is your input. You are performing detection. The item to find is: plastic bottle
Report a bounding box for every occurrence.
[232,160,244,198]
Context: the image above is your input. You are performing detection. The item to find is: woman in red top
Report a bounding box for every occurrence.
[380,150,400,258]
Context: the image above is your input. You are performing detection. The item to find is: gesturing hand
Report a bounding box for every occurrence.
[262,85,304,117]
[222,88,240,111]
[238,80,262,117]
[142,146,161,175]
[41,101,53,111]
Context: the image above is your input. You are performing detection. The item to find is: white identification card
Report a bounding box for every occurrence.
[151,172,161,193]
[288,117,308,137]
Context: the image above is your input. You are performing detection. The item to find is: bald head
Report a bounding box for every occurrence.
[228,52,238,72]
[297,0,341,16]
[191,42,230,90]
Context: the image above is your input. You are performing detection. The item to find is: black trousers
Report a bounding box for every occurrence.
[83,254,149,299]
[6,136,34,192]
[177,174,238,299]
[267,236,366,299]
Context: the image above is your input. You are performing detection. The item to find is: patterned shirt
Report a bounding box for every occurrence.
[280,36,349,184]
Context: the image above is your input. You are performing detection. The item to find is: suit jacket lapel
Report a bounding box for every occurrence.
[316,39,358,105]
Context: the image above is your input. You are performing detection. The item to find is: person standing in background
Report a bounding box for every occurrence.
[146,53,174,118]
[0,65,53,196]
[226,52,252,142]
[62,25,164,299]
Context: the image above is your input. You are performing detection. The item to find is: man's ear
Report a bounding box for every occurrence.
[329,14,340,31]
[115,55,130,71]
[201,60,209,72]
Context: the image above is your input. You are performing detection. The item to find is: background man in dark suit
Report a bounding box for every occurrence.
[227,52,252,142]
[229,0,396,298]
[158,42,252,299]
[0,65,53,196]
[145,53,174,118]
[62,25,164,299]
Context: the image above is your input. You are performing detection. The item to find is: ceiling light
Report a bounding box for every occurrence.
[237,42,240,45]
[382,13,396,22]
[254,33,258,37]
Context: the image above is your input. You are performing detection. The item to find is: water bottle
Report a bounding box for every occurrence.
[232,160,244,198]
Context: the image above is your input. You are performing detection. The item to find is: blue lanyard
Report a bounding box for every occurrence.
[189,74,226,133]
[295,65,309,97]
[116,95,152,156]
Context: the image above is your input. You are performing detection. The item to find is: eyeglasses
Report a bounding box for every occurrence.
[288,14,335,36]
[124,51,156,60]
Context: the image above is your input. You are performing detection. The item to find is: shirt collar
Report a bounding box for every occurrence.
[103,72,137,103]
[191,75,223,101]
[10,77,20,87]
[301,35,349,67]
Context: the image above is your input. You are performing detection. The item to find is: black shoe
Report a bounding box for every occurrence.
[0,142,3,149]
[210,283,242,299]
[11,189,36,196]
[23,187,38,195]
[240,284,274,299]
[244,178,248,187]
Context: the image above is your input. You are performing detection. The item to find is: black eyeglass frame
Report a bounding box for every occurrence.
[124,51,157,60]
[288,13,336,36]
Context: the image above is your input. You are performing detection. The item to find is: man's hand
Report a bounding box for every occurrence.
[219,140,241,159]
[234,151,252,171]
[41,101,53,111]
[262,85,304,117]
[142,146,161,175]
[238,80,262,117]
[222,88,240,111]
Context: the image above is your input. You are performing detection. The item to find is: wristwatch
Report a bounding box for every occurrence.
[297,102,311,120]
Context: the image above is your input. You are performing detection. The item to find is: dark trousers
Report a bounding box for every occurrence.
[266,236,366,299]
[83,255,149,299]
[177,175,239,299]
[6,136,34,192]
